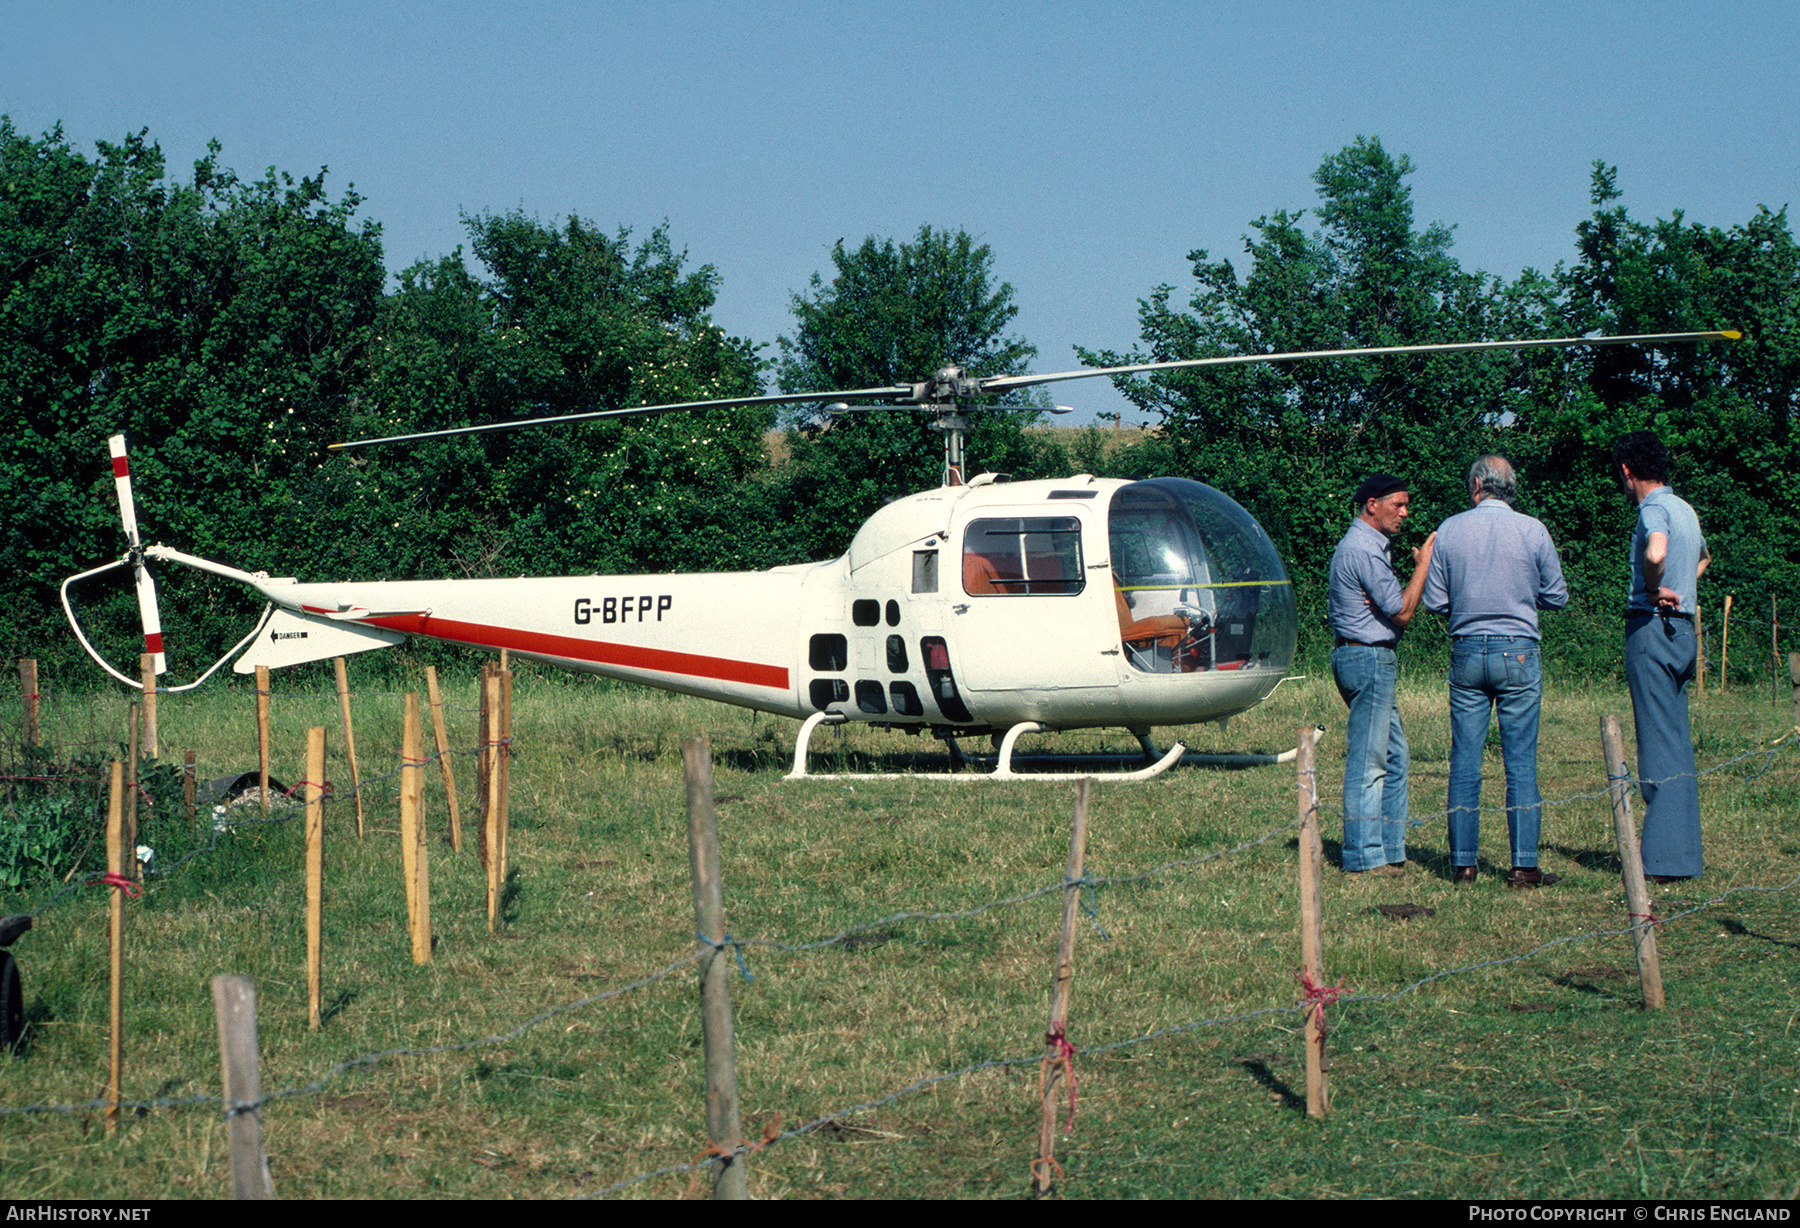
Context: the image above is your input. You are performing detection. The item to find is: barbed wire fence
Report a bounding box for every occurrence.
[0,688,1793,1197]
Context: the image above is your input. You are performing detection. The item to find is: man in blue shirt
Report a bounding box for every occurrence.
[1327,474,1435,877]
[1422,456,1568,888]
[1614,431,1711,882]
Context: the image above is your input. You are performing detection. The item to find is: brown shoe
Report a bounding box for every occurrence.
[1452,866,1478,884]
[1346,863,1406,879]
[1506,867,1559,889]
[1646,874,1691,885]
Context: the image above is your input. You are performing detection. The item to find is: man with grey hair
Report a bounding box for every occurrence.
[1422,455,1568,888]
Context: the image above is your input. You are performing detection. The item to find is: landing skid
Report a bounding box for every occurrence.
[783,714,1326,782]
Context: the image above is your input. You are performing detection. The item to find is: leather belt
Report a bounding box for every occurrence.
[1335,637,1397,649]
[1625,609,1692,621]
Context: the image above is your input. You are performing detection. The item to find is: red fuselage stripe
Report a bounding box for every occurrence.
[143,632,164,654]
[349,612,790,691]
[112,457,130,478]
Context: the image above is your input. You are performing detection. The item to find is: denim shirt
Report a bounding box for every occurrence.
[1628,486,1705,615]
[1327,517,1405,646]
[1423,498,1568,639]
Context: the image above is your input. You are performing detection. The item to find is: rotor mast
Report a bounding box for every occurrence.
[907,365,984,487]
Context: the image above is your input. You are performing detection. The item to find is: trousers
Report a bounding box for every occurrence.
[1331,644,1407,871]
[1446,636,1544,869]
[1624,613,1703,878]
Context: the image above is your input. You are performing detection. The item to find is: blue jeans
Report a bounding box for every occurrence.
[1447,636,1543,869]
[1331,644,1408,871]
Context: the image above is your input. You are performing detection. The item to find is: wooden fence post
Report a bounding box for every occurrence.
[683,737,747,1200]
[499,666,513,887]
[1033,778,1091,1198]
[305,727,324,1031]
[400,694,432,964]
[1720,594,1734,692]
[483,668,502,933]
[255,666,271,817]
[334,658,365,840]
[1601,715,1666,1009]
[1772,596,1780,709]
[424,666,462,852]
[400,696,420,948]
[184,751,197,825]
[19,659,38,747]
[106,761,126,1137]
[1296,725,1330,1118]
[210,975,276,1199]
[124,702,140,880]
[1696,607,1707,694]
[139,653,158,759]
[476,664,490,854]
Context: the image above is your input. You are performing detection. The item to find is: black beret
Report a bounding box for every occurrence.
[1353,473,1407,505]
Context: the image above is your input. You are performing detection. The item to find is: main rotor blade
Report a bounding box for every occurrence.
[819,402,1070,414]
[983,330,1743,393]
[328,384,913,452]
[330,330,1737,452]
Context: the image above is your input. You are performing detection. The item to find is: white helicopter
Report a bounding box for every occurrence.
[64,331,1736,781]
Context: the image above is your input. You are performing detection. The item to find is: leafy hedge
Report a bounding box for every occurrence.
[4,123,1794,685]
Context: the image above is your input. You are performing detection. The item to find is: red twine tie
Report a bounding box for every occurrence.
[1297,971,1349,1035]
[97,872,141,898]
[1041,1023,1079,1134]
[681,1116,780,1197]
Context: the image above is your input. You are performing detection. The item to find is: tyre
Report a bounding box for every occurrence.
[0,951,21,1052]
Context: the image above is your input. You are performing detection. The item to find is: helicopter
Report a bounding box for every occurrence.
[63,331,1737,781]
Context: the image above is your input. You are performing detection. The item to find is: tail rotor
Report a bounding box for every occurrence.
[107,435,166,677]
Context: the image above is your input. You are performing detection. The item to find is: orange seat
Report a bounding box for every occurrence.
[1115,581,1186,650]
[1121,615,1188,651]
[964,553,1009,595]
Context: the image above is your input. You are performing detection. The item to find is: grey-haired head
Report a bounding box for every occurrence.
[1469,454,1517,505]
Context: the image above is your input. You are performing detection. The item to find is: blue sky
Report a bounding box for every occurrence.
[4,1,1795,426]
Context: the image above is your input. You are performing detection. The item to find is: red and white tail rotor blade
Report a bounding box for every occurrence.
[107,435,166,676]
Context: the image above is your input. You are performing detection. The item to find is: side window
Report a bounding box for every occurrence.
[809,678,849,709]
[912,550,939,594]
[854,680,887,714]
[889,682,924,717]
[809,634,847,672]
[920,636,973,723]
[962,517,1084,596]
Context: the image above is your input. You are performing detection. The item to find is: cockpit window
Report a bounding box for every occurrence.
[962,516,1084,596]
[1109,479,1296,674]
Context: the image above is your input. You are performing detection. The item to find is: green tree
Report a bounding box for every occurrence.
[0,119,383,674]
[777,225,1036,392]
[1529,164,1800,675]
[772,225,1059,561]
[337,213,770,582]
[1080,137,1520,659]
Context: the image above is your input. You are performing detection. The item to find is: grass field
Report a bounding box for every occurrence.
[0,662,1796,1200]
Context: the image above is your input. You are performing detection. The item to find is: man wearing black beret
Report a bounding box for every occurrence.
[1326,473,1436,877]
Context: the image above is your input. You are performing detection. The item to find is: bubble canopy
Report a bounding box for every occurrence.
[1108,478,1297,675]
